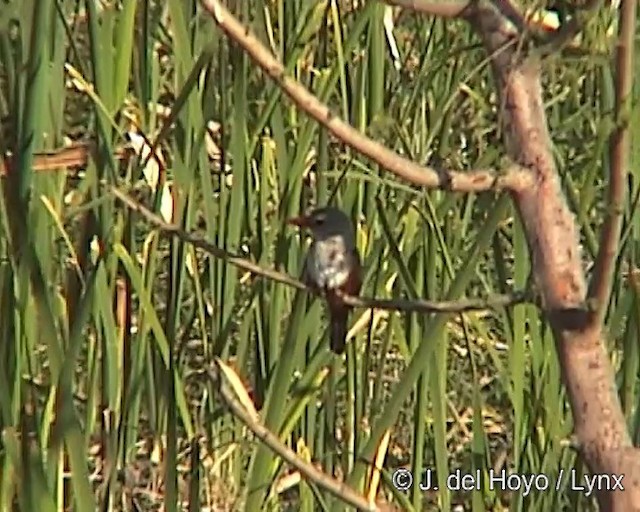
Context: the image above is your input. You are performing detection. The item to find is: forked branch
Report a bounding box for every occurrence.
[199,1,640,510]
[200,0,534,194]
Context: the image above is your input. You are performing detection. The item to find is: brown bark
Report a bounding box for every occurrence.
[466,3,640,510]
[198,0,640,509]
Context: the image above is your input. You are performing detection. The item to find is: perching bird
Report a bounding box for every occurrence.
[287,207,362,354]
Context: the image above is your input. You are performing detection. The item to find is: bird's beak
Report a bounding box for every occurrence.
[286,215,311,228]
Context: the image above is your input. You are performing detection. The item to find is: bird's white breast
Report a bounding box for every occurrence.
[305,235,352,290]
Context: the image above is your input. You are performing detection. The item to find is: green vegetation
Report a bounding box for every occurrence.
[0,1,637,510]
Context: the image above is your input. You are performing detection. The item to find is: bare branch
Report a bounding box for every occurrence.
[109,186,530,314]
[588,0,635,323]
[469,8,587,308]
[466,2,640,509]
[110,186,306,291]
[385,0,528,33]
[199,0,534,194]
[340,291,532,313]
[0,143,132,176]
[207,360,383,512]
[198,2,640,509]
[384,0,469,18]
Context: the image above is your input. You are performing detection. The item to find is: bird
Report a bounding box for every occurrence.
[287,207,362,354]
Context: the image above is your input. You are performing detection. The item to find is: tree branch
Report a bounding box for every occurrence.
[109,185,530,315]
[207,359,383,512]
[199,0,534,194]
[0,142,131,176]
[588,0,635,324]
[465,2,640,509]
[196,1,640,509]
[383,0,469,18]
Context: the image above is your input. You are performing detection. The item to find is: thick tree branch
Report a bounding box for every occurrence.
[383,0,469,18]
[385,0,527,32]
[464,2,640,510]
[197,1,640,510]
[199,0,534,194]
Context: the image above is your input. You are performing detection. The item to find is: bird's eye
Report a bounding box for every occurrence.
[314,215,325,226]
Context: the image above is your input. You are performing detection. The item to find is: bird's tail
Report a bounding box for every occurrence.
[329,304,349,354]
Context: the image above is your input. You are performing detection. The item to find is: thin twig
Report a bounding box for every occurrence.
[340,291,532,313]
[109,186,532,314]
[588,0,635,323]
[199,0,534,194]
[110,186,305,291]
[0,142,132,176]
[207,359,382,512]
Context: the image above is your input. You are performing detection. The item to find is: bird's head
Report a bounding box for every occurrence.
[287,207,355,243]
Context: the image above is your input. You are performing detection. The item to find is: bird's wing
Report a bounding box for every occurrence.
[301,248,320,291]
[344,247,362,294]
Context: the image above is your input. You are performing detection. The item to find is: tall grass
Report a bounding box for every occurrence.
[0,1,637,510]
